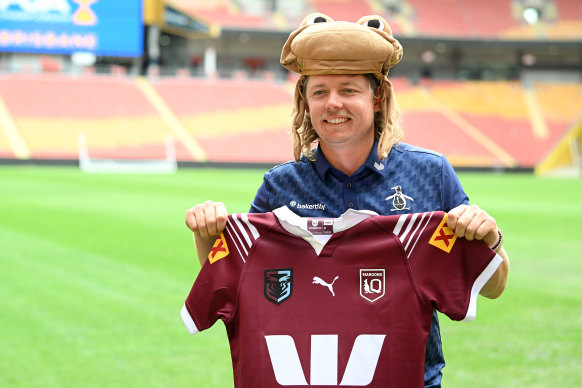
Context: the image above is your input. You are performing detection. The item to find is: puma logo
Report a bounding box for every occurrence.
[312,276,339,296]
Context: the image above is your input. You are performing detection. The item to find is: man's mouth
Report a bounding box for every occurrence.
[325,117,350,124]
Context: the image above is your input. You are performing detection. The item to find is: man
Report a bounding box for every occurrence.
[185,14,509,387]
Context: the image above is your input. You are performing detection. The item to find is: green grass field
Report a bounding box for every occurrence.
[1,166,581,387]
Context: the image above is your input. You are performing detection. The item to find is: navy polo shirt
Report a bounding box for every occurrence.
[250,141,469,388]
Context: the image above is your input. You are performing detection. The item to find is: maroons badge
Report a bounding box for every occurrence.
[360,269,386,303]
[264,269,293,305]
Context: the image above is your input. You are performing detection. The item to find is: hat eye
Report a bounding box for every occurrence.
[305,13,333,25]
[365,19,385,31]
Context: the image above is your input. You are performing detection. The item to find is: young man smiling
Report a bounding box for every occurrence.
[184,14,509,387]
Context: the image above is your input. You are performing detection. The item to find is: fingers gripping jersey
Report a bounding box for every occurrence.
[181,207,503,388]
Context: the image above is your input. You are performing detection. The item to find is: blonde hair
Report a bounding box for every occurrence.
[291,74,403,162]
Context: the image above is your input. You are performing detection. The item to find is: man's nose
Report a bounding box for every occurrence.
[325,90,343,110]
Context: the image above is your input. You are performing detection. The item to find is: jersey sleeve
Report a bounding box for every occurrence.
[395,211,502,322]
[181,213,261,334]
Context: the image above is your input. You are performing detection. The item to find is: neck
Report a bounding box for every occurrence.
[320,140,374,176]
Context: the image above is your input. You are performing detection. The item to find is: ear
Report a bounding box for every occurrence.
[374,97,381,112]
[373,85,382,112]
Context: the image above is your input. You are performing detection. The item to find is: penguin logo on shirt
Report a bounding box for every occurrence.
[385,185,414,211]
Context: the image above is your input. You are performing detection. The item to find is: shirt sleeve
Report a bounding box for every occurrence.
[249,174,271,213]
[181,228,245,334]
[408,212,502,322]
[441,157,469,211]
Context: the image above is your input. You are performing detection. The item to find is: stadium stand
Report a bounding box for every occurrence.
[307,0,375,22]
[0,0,580,173]
[2,71,576,168]
[0,73,179,160]
[415,79,573,167]
[555,0,582,19]
[150,76,295,162]
[405,0,516,38]
[169,0,277,30]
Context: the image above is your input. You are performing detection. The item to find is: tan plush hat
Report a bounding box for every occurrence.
[280,13,404,161]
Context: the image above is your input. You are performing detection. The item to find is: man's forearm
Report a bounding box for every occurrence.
[480,247,509,299]
[194,232,216,267]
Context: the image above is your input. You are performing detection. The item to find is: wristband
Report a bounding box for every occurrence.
[491,229,503,252]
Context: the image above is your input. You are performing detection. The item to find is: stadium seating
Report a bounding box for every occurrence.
[405,0,516,38]
[168,0,581,41]
[0,73,174,159]
[307,0,375,22]
[0,72,578,168]
[0,128,14,158]
[150,77,294,162]
[413,79,568,166]
[555,0,582,19]
[170,0,276,30]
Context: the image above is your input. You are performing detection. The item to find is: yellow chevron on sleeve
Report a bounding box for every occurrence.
[429,214,457,253]
[208,233,229,264]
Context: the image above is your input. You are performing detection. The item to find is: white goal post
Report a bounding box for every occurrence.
[77,133,177,174]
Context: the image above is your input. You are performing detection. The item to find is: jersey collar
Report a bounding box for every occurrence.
[314,139,390,180]
[273,206,378,255]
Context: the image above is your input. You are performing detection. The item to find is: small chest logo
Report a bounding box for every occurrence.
[385,185,414,211]
[360,269,386,302]
[265,269,293,305]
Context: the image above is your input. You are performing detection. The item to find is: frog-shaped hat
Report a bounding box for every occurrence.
[280,13,403,161]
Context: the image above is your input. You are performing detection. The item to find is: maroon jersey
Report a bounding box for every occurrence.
[181,207,502,388]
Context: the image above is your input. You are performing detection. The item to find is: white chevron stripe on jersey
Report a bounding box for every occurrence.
[393,214,407,235]
[227,214,261,263]
[233,215,254,248]
[241,213,260,239]
[405,212,435,257]
[393,212,436,259]
[226,223,248,263]
[398,213,419,243]
[405,212,427,250]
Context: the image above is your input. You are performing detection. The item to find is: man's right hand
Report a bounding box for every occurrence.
[185,201,228,265]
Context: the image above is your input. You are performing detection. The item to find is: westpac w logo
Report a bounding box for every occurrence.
[265,334,386,386]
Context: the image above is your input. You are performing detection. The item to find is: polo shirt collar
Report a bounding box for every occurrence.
[313,140,389,180]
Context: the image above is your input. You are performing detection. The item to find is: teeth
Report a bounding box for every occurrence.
[326,118,349,124]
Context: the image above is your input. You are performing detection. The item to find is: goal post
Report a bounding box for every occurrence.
[77,133,177,174]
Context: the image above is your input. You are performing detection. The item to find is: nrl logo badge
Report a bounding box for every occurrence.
[385,185,414,211]
[360,269,386,303]
[265,269,293,305]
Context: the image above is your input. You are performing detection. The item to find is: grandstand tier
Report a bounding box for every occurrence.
[0,72,579,169]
